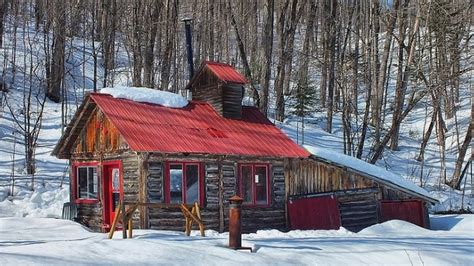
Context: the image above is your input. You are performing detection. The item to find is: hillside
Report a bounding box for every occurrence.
[0,1,472,218]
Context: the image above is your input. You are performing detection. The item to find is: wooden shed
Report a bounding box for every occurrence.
[52,61,309,233]
[286,146,438,232]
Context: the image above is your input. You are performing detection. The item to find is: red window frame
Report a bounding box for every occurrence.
[238,164,271,207]
[164,162,204,205]
[72,161,100,204]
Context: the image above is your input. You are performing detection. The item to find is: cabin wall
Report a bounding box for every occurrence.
[143,154,286,233]
[74,108,128,155]
[239,163,286,232]
[287,158,430,231]
[75,203,103,231]
[222,84,243,119]
[286,158,376,196]
[70,151,140,232]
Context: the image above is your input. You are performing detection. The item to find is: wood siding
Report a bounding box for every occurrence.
[76,203,103,232]
[143,154,285,233]
[73,109,127,155]
[190,68,243,119]
[222,85,243,119]
[287,158,429,231]
[71,152,140,232]
[286,158,375,196]
[335,188,378,232]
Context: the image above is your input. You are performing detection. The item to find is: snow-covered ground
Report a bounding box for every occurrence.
[1,215,472,265]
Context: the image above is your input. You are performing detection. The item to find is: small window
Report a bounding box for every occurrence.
[239,164,270,206]
[77,166,98,199]
[165,162,202,205]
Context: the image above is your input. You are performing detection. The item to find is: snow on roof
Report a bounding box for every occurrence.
[303,145,438,203]
[100,86,188,108]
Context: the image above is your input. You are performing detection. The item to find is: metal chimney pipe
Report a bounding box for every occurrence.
[183,18,194,80]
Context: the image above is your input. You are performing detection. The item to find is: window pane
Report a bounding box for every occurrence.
[186,165,199,204]
[88,167,98,199]
[78,168,88,198]
[241,166,252,203]
[255,166,268,204]
[169,164,183,204]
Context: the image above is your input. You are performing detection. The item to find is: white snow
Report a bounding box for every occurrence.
[0,215,472,265]
[100,86,188,108]
[303,145,437,202]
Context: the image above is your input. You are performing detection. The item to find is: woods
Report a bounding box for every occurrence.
[0,0,472,192]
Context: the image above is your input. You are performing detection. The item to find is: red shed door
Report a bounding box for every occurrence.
[288,195,341,230]
[103,163,122,229]
[380,200,426,227]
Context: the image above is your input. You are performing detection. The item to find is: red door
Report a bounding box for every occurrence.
[379,200,427,227]
[288,195,341,230]
[103,162,122,230]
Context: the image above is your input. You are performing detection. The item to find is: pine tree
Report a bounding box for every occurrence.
[290,82,316,145]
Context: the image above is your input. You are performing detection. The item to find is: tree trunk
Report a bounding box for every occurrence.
[227,0,259,106]
[259,0,274,116]
[447,121,473,189]
[143,0,162,88]
[47,0,66,103]
[326,0,337,133]
[390,0,420,150]
[160,0,177,90]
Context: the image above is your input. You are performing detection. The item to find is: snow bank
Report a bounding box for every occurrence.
[0,185,68,218]
[303,145,436,202]
[1,216,473,265]
[100,86,188,108]
[358,220,431,235]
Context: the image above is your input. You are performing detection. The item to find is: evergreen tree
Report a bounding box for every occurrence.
[290,82,316,145]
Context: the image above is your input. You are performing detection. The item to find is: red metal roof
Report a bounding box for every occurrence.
[203,61,248,84]
[90,93,309,158]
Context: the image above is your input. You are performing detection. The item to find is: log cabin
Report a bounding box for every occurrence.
[53,61,437,233]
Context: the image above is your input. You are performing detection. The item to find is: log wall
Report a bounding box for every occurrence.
[76,203,103,231]
[143,154,286,233]
[71,151,141,232]
[335,188,379,232]
[287,158,430,232]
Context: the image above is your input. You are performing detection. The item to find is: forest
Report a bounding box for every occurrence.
[0,0,472,194]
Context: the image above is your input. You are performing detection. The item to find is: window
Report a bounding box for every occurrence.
[165,162,202,204]
[76,166,98,200]
[239,164,270,206]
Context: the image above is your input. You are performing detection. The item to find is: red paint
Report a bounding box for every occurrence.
[288,195,341,230]
[202,61,248,84]
[379,200,427,228]
[164,161,204,205]
[238,164,271,207]
[71,161,99,204]
[90,93,309,158]
[102,160,123,229]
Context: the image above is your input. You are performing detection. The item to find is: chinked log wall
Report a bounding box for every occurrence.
[143,154,286,233]
[286,158,425,232]
[71,151,141,232]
